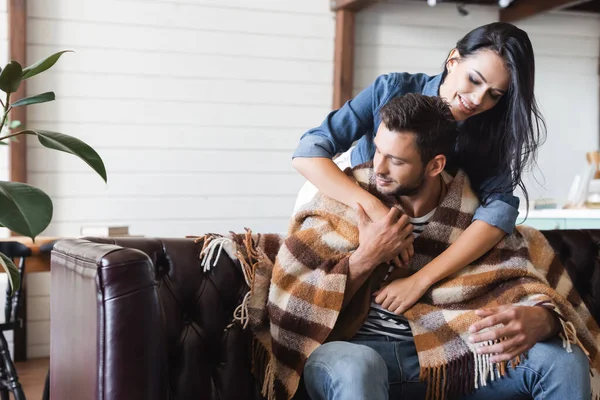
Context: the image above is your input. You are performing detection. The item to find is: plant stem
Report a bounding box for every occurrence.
[0,93,11,134]
[0,131,25,142]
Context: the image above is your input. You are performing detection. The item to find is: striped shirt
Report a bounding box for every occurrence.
[355,207,437,341]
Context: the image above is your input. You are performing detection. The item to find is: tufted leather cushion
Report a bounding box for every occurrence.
[49,230,600,400]
[50,237,258,400]
[540,230,600,325]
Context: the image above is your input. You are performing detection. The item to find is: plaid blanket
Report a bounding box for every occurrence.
[198,162,600,400]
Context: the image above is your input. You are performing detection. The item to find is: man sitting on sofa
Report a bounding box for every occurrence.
[300,94,591,400]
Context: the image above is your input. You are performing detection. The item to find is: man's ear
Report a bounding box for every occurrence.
[427,155,446,177]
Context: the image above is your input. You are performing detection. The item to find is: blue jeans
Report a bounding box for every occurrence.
[303,335,590,400]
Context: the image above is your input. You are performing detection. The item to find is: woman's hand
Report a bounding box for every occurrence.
[363,198,414,266]
[373,273,431,315]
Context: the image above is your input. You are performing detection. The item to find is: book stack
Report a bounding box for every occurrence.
[80,225,130,238]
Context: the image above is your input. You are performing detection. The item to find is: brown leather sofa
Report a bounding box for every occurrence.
[49,231,600,400]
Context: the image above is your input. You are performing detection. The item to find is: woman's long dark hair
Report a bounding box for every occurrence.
[442,22,546,208]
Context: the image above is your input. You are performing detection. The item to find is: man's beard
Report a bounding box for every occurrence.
[376,170,425,197]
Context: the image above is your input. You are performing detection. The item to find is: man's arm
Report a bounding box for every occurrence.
[342,204,414,307]
[343,251,379,308]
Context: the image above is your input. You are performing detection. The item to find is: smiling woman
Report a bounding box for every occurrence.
[440,49,509,120]
[291,21,546,317]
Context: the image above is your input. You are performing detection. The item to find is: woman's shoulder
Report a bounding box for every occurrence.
[372,72,439,103]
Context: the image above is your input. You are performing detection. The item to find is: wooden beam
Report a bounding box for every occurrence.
[567,0,600,12]
[332,9,355,109]
[8,0,27,184]
[500,0,592,23]
[331,0,381,12]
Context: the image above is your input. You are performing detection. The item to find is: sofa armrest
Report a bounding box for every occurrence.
[50,238,167,400]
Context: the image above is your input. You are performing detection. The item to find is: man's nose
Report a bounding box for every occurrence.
[374,158,387,175]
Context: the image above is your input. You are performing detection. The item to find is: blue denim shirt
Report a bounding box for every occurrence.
[292,72,519,234]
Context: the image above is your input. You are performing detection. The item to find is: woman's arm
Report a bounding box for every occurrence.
[292,74,400,221]
[420,168,519,283]
[375,171,518,314]
[374,221,505,314]
[292,158,390,221]
[414,220,505,285]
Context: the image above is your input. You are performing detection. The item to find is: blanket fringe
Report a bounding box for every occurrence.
[421,353,472,400]
[197,230,261,330]
[420,340,531,400]
[196,233,234,272]
[420,325,591,400]
[558,318,592,360]
[199,230,277,399]
[557,317,599,400]
[252,336,275,400]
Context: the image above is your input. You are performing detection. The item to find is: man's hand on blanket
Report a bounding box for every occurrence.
[373,274,429,315]
[363,199,414,266]
[354,204,415,269]
[467,305,560,363]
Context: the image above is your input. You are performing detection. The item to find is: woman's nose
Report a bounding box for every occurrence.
[470,91,484,107]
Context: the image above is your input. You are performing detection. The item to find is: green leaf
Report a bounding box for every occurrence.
[0,253,20,296]
[0,61,23,93]
[21,130,107,183]
[0,181,52,240]
[11,92,55,108]
[22,51,72,80]
[0,141,8,146]
[10,120,21,129]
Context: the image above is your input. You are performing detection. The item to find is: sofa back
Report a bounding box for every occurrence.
[50,230,600,400]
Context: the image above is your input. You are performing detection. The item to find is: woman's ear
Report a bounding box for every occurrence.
[427,155,447,177]
[446,48,461,71]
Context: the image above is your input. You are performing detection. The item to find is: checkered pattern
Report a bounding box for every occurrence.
[220,163,600,400]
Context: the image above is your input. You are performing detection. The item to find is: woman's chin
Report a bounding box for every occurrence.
[450,106,466,121]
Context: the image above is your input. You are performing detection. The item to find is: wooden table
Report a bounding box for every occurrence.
[0,237,59,273]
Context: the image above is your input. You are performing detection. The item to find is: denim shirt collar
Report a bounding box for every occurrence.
[422,73,443,96]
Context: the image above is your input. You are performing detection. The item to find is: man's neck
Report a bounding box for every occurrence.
[398,175,445,218]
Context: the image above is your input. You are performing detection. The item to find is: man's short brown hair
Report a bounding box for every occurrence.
[379,93,458,165]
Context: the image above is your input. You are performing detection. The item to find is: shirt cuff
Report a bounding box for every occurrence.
[472,199,519,235]
[292,134,335,159]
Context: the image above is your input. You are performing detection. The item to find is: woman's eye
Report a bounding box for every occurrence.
[489,92,502,101]
[469,76,480,85]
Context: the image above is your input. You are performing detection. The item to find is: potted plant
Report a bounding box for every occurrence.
[0,50,107,294]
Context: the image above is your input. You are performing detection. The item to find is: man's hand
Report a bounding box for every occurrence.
[468,305,560,363]
[363,199,414,266]
[373,274,430,315]
[352,203,414,271]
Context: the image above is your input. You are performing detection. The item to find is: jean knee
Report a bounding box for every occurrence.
[552,342,590,379]
[528,338,590,383]
[305,341,388,385]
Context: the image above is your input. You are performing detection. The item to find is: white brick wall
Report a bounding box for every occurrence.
[18,0,600,359]
[23,0,336,358]
[26,0,335,238]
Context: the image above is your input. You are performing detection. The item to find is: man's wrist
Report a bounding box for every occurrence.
[349,247,377,275]
[538,306,561,340]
